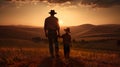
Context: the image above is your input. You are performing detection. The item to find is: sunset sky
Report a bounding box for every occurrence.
[0,0,120,26]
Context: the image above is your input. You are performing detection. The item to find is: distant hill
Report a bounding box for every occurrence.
[0,24,120,41]
[72,24,120,39]
[70,24,95,38]
[0,26,45,40]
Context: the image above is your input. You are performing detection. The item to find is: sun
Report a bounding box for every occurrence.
[59,20,64,26]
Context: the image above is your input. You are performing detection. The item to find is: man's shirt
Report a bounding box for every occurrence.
[44,16,59,31]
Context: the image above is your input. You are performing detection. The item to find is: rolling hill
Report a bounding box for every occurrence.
[0,26,44,40]
[0,24,120,41]
[71,24,120,40]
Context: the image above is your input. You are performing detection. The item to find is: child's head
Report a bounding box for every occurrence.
[64,27,70,33]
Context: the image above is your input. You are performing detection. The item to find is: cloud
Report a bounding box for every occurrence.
[40,0,120,8]
[0,0,13,8]
[80,0,120,8]
[0,0,120,8]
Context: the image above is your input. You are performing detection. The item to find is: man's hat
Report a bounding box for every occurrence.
[49,10,57,14]
[64,28,70,33]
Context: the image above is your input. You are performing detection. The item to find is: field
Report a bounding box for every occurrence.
[0,41,120,67]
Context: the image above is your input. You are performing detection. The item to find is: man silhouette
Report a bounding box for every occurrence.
[44,10,60,58]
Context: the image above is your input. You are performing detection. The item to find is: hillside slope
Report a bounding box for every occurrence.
[0,26,44,40]
[71,24,120,39]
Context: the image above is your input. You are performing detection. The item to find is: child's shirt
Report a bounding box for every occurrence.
[61,33,71,45]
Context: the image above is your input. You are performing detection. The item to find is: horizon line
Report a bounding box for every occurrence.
[0,23,120,27]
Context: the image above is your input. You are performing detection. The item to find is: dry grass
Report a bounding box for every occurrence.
[0,47,120,67]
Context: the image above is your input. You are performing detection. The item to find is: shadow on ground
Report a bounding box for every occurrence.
[38,57,84,67]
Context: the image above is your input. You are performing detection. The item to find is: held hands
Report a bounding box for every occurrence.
[58,34,62,38]
[57,32,60,37]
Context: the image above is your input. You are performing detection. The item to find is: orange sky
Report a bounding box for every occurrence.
[0,0,120,26]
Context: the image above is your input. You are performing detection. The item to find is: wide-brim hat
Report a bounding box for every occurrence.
[49,10,57,14]
[64,28,70,33]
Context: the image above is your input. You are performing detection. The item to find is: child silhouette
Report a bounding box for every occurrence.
[61,28,71,59]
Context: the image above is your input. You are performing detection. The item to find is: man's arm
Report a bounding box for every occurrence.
[57,28,60,37]
[56,19,60,36]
